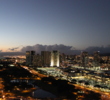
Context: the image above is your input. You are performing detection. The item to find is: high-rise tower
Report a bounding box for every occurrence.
[26,51,35,66]
[41,51,51,67]
[50,50,60,67]
[81,51,88,68]
[93,51,100,67]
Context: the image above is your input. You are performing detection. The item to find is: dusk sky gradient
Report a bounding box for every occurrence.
[0,0,110,52]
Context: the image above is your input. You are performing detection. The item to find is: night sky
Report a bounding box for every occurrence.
[0,0,110,52]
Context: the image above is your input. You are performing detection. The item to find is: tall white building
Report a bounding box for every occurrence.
[50,50,60,67]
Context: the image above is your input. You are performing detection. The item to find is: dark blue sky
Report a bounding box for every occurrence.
[0,0,110,52]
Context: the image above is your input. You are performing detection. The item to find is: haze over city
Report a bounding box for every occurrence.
[0,0,110,54]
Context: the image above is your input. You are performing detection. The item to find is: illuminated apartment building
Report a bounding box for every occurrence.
[50,50,60,67]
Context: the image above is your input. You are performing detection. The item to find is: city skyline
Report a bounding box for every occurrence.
[0,0,110,52]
